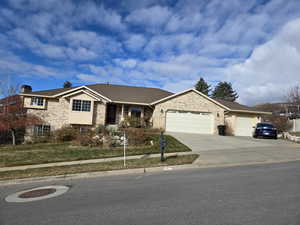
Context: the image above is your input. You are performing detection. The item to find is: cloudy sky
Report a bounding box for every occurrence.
[0,0,300,105]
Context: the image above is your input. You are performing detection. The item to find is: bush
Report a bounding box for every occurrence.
[53,126,79,142]
[95,124,108,135]
[124,128,152,146]
[119,116,147,128]
[73,134,103,147]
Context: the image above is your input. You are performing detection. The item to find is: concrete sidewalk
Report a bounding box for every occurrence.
[0,152,194,172]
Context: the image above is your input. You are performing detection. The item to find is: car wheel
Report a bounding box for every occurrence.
[274,136,278,140]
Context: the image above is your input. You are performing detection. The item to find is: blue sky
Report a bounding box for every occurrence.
[1,0,300,105]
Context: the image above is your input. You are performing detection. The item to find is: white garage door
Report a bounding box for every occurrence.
[166,111,213,134]
[235,116,257,136]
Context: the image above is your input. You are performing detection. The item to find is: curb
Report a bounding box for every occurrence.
[0,164,196,186]
[1,159,300,186]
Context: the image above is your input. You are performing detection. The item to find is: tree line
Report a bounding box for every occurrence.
[194,77,238,102]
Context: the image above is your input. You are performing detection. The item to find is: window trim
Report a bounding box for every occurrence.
[72,99,92,112]
[34,125,51,136]
[31,97,44,106]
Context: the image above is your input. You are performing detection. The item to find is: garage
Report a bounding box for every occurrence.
[235,116,257,136]
[166,110,214,134]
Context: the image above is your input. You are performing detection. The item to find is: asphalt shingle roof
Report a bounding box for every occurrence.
[28,84,174,104]
[214,98,264,112]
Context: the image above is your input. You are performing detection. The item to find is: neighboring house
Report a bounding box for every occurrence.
[17,83,270,137]
[272,102,300,119]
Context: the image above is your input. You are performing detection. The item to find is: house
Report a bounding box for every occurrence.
[18,83,270,137]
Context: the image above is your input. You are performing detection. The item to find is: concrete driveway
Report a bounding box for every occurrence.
[168,132,291,152]
[168,132,300,166]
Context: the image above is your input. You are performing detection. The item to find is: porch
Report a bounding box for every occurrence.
[105,103,153,127]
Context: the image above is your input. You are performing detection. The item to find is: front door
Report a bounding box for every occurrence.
[106,104,117,124]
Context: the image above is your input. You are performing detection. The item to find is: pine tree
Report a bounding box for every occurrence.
[212,81,238,102]
[195,78,211,96]
[63,81,72,88]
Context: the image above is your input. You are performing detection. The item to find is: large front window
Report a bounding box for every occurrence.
[72,99,91,112]
[31,97,44,106]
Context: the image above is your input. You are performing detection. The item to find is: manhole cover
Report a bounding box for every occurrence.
[19,188,56,198]
[5,185,69,203]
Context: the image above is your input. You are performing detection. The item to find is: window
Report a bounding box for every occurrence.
[34,125,50,136]
[31,97,44,106]
[131,106,142,118]
[72,99,91,112]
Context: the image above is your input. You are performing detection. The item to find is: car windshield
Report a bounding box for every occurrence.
[257,123,274,128]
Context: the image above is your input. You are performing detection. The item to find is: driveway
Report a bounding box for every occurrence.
[168,132,300,166]
[168,132,291,152]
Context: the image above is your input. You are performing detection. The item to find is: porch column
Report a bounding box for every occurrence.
[121,104,124,121]
[141,106,144,118]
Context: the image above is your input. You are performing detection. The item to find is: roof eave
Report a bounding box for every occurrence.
[112,101,150,106]
[229,110,272,115]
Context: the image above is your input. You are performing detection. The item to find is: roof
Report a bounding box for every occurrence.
[151,88,270,114]
[213,98,270,114]
[23,84,174,105]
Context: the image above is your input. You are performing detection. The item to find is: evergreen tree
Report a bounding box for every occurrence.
[63,81,72,88]
[212,81,238,102]
[195,77,211,96]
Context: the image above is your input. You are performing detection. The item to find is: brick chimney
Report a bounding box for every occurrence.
[20,85,32,93]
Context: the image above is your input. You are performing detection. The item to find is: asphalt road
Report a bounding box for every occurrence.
[1,162,300,225]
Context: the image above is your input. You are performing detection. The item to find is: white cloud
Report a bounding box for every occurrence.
[224,18,300,105]
[78,1,125,31]
[115,59,137,69]
[125,5,172,32]
[124,34,147,52]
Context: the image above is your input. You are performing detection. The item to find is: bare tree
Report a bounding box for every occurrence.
[287,85,300,104]
[0,75,42,145]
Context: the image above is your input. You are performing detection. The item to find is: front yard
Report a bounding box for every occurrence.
[0,154,198,180]
[0,134,191,167]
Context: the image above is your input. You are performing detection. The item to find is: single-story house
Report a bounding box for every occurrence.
[18,83,270,136]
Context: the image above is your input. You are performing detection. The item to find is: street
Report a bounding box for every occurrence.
[1,161,300,225]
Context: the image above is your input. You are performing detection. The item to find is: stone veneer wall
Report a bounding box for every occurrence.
[26,96,107,130]
[152,91,225,134]
[26,97,70,130]
[93,102,106,126]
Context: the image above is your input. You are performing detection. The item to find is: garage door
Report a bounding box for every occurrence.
[166,111,213,134]
[235,116,256,136]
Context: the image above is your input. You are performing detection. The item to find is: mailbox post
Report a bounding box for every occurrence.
[160,132,166,162]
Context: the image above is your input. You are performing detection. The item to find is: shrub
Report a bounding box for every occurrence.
[119,116,147,128]
[53,126,79,142]
[124,128,151,146]
[95,124,108,135]
[73,134,103,147]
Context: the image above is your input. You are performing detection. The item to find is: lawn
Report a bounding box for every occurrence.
[0,154,198,180]
[0,134,191,167]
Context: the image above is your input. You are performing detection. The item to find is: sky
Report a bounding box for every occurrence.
[0,0,300,105]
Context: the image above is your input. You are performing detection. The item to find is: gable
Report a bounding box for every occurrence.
[155,90,225,112]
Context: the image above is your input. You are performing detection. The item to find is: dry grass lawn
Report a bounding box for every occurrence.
[0,134,191,167]
[0,154,198,180]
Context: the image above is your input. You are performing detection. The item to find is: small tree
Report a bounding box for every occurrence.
[212,81,238,102]
[0,77,42,145]
[63,81,72,88]
[195,77,211,96]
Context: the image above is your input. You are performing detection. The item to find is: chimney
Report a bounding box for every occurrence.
[21,85,32,93]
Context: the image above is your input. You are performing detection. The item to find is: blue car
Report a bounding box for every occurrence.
[253,123,278,139]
